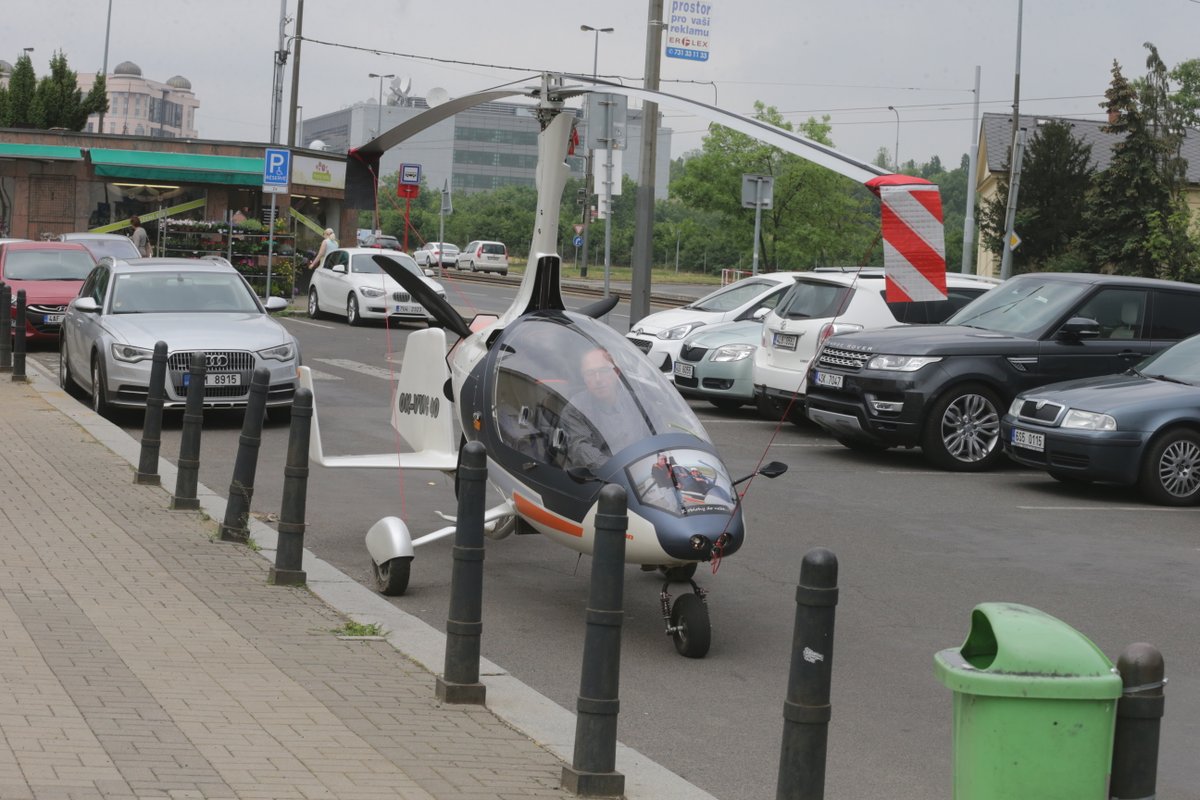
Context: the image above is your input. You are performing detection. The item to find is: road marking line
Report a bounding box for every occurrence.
[314,358,396,380]
[1016,505,1180,512]
[305,369,343,381]
[283,318,336,329]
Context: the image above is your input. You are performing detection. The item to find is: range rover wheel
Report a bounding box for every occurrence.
[1138,429,1200,506]
[922,383,1003,471]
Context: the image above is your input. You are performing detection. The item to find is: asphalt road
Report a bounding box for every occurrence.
[28,278,1200,800]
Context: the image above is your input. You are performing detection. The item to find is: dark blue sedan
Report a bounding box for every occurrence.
[1002,333,1200,505]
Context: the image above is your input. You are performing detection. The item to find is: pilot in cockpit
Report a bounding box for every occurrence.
[559,347,643,469]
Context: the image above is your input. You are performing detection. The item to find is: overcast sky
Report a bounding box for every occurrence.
[9,1,1199,171]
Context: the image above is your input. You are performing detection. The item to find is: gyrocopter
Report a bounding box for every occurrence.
[299,72,938,658]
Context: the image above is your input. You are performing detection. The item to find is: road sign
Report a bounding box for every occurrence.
[741,174,774,209]
[397,183,420,199]
[263,147,290,194]
[574,224,584,235]
[400,163,421,185]
[1009,231,1022,251]
[573,235,584,248]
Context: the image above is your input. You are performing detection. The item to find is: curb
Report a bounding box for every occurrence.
[23,359,718,800]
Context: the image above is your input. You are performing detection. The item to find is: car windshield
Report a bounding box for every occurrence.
[688,279,779,312]
[944,276,1089,337]
[352,253,421,277]
[778,280,851,319]
[4,249,95,281]
[1136,335,1200,384]
[73,237,141,260]
[110,271,261,314]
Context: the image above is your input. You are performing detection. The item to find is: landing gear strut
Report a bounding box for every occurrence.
[661,579,711,658]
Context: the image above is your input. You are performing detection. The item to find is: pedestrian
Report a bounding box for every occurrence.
[129,216,151,258]
[303,228,338,294]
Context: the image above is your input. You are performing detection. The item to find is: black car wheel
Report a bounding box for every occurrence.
[91,355,112,418]
[347,295,362,326]
[1138,429,1200,506]
[59,339,80,396]
[922,383,1003,471]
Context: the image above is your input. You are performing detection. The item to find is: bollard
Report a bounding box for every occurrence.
[1110,642,1166,800]
[219,368,271,543]
[170,352,205,510]
[135,342,169,486]
[562,484,627,798]
[0,282,11,372]
[270,389,311,586]
[11,289,27,382]
[777,547,838,800]
[436,440,488,704]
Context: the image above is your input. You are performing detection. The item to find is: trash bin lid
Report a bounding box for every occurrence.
[934,603,1121,699]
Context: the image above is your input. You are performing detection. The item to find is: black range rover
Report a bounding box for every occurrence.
[804,272,1200,471]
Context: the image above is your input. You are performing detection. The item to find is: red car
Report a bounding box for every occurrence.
[0,241,97,341]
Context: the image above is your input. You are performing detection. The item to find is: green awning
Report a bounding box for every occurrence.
[0,143,85,160]
[89,149,264,186]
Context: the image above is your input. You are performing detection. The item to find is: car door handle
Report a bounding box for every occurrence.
[1117,351,1143,360]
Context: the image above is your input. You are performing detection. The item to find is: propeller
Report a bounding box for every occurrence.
[576,294,620,319]
[371,254,473,339]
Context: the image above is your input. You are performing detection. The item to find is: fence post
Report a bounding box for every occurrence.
[1109,642,1165,800]
[270,388,311,586]
[220,367,270,543]
[135,342,169,486]
[11,289,27,382]
[0,282,11,372]
[170,352,205,510]
[561,484,627,798]
[777,547,839,800]
[436,440,488,704]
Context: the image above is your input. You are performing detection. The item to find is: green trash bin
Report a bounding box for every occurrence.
[934,603,1122,800]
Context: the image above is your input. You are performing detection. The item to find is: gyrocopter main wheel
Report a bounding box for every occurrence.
[372,557,412,596]
[669,592,711,658]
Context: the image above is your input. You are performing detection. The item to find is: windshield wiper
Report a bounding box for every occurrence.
[1145,373,1193,386]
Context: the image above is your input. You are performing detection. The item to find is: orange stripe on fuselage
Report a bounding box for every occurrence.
[514,492,584,537]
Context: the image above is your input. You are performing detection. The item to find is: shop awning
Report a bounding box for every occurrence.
[0,143,85,161]
[89,149,264,186]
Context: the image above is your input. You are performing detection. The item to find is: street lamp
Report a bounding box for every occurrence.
[368,72,394,136]
[887,105,900,172]
[578,25,613,279]
[99,0,112,133]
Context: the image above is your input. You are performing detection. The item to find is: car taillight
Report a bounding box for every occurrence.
[477,247,483,257]
[817,322,836,346]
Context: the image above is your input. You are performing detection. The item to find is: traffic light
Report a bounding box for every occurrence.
[576,187,586,206]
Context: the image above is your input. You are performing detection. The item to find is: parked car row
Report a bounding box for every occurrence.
[412,240,510,275]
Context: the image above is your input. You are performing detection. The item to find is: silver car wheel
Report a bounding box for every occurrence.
[939,392,1000,463]
[1156,439,1200,498]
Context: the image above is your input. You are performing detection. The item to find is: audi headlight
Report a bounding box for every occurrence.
[1061,409,1117,431]
[111,343,154,363]
[359,286,386,298]
[712,343,755,362]
[659,322,704,341]
[865,354,942,372]
[257,343,295,362]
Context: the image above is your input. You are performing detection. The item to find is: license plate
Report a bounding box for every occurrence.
[813,371,843,389]
[1011,428,1045,452]
[44,314,64,325]
[773,332,798,351]
[183,373,242,388]
[395,304,423,314]
[673,362,694,379]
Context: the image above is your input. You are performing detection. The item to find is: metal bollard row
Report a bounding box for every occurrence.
[1110,642,1166,800]
[135,342,169,485]
[561,484,628,798]
[220,368,270,543]
[0,282,11,373]
[437,441,488,704]
[12,289,27,382]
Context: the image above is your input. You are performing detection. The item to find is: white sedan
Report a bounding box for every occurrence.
[307,247,446,326]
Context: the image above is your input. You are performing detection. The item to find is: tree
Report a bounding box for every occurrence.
[1084,45,1195,278]
[0,51,107,131]
[980,120,1095,273]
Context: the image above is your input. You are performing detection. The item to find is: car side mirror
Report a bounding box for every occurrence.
[71,297,100,313]
[332,264,347,274]
[1057,316,1101,340]
[264,296,288,312]
[752,306,771,321]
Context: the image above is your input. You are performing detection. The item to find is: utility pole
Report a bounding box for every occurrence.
[287,0,304,147]
[630,0,664,327]
[961,65,981,274]
[98,0,113,134]
[999,128,1026,280]
[270,0,288,143]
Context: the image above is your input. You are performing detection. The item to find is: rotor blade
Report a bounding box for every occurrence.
[576,294,620,319]
[372,255,472,339]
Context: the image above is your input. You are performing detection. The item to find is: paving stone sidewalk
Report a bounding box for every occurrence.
[0,375,577,800]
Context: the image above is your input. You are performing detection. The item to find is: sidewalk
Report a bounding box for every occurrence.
[0,370,715,799]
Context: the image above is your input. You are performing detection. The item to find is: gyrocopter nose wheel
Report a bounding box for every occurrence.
[662,581,711,659]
